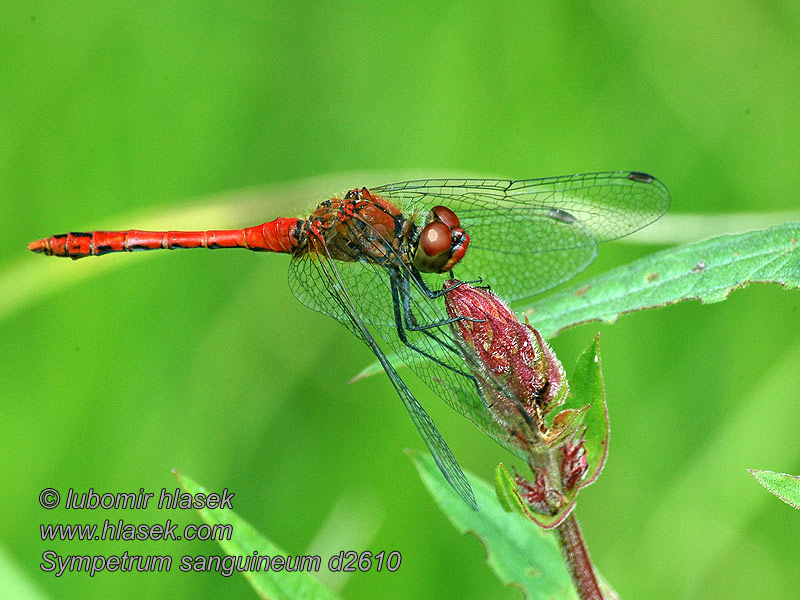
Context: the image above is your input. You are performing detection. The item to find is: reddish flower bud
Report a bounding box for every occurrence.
[443,281,567,446]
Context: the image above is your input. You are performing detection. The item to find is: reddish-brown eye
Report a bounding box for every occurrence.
[432,205,460,229]
[420,222,451,258]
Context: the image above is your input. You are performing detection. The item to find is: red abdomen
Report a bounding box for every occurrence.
[28,218,304,259]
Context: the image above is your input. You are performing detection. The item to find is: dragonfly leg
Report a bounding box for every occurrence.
[389,274,492,412]
[416,276,486,300]
[400,274,487,331]
[400,275,498,409]
[387,274,477,379]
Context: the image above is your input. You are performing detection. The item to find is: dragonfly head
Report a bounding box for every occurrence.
[413,206,470,273]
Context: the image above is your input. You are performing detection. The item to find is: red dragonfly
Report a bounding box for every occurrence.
[29,172,669,509]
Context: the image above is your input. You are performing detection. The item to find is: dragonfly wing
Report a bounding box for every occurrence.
[453,227,598,305]
[289,255,395,327]
[373,172,670,301]
[288,251,478,509]
[390,367,478,510]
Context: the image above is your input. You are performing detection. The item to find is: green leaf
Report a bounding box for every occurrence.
[494,463,526,514]
[525,221,800,337]
[174,471,341,600]
[411,451,579,599]
[748,469,800,510]
[563,335,609,489]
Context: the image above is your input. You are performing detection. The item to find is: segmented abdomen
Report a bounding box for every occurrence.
[28,218,304,259]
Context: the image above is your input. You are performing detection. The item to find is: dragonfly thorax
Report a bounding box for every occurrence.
[302,189,413,268]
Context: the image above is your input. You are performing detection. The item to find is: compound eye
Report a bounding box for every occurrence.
[431,205,460,229]
[420,222,451,257]
[415,222,452,272]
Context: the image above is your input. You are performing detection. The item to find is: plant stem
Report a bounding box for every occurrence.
[556,513,603,600]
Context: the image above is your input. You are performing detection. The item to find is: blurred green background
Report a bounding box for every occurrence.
[3,2,800,599]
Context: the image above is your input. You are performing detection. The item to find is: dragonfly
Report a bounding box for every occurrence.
[29,171,670,509]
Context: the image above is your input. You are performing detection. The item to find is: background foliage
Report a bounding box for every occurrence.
[2,2,799,598]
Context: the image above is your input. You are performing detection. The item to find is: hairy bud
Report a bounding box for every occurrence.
[444,281,567,448]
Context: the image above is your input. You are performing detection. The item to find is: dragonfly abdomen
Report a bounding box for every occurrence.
[28,218,304,259]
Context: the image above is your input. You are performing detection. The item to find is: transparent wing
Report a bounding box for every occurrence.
[289,254,394,327]
[288,250,478,509]
[372,171,670,301]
